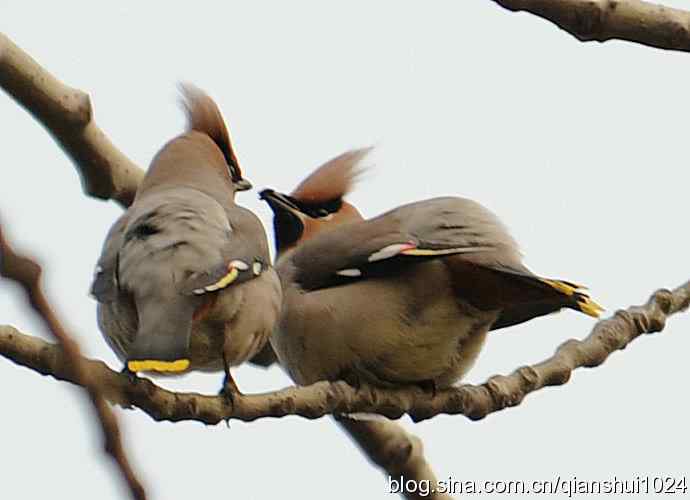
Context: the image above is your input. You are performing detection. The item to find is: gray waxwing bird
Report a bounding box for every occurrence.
[259,148,602,390]
[91,85,282,388]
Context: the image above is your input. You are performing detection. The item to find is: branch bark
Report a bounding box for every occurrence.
[1,279,687,497]
[336,417,453,500]
[0,33,143,207]
[493,0,690,52]
[0,225,147,500]
[2,281,687,424]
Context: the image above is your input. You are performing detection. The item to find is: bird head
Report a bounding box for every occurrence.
[260,147,371,256]
[137,84,252,201]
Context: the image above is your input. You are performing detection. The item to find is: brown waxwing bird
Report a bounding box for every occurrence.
[259,148,603,390]
[91,85,282,393]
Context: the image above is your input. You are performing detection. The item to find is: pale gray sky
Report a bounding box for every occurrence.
[1,1,688,499]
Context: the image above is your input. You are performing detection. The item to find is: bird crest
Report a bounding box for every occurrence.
[291,147,372,203]
[179,83,245,185]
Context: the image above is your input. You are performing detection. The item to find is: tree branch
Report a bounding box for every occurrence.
[0,225,147,500]
[493,0,690,52]
[336,417,453,500]
[2,281,687,425]
[0,33,143,207]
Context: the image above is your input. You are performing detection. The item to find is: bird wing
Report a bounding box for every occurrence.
[177,207,272,297]
[289,196,525,291]
[91,213,129,302]
[92,196,271,302]
[288,196,602,319]
[116,189,270,299]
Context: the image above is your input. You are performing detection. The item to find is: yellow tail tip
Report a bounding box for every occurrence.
[127,359,190,373]
[540,278,604,318]
[577,298,605,318]
[540,278,583,296]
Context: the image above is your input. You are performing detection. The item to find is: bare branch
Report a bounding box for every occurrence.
[336,417,453,500]
[0,33,143,207]
[2,281,687,425]
[493,0,690,52]
[0,225,147,500]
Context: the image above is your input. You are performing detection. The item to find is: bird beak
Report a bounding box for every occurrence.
[235,178,253,192]
[259,189,301,215]
[260,189,306,252]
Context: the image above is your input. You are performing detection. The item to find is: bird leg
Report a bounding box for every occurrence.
[416,379,438,398]
[120,364,139,384]
[217,354,243,428]
[222,369,241,395]
[219,352,242,408]
[339,370,364,392]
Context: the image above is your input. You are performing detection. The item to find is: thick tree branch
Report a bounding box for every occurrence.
[336,417,453,500]
[0,33,143,207]
[493,0,690,52]
[0,225,147,500]
[2,281,687,425]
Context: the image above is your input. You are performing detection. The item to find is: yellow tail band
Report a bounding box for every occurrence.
[540,278,584,296]
[192,264,242,295]
[577,297,605,318]
[540,278,604,318]
[127,359,190,373]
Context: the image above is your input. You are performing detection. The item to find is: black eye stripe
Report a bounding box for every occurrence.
[291,197,343,218]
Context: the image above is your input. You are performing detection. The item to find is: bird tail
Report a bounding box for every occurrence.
[126,294,195,374]
[487,269,605,331]
[538,278,604,318]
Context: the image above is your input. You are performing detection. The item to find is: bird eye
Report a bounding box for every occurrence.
[315,209,330,218]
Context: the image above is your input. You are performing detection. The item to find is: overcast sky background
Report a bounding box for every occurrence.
[1,2,688,499]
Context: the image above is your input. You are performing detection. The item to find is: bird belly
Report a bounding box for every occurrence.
[276,260,497,388]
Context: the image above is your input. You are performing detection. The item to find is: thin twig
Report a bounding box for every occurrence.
[0,223,147,500]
